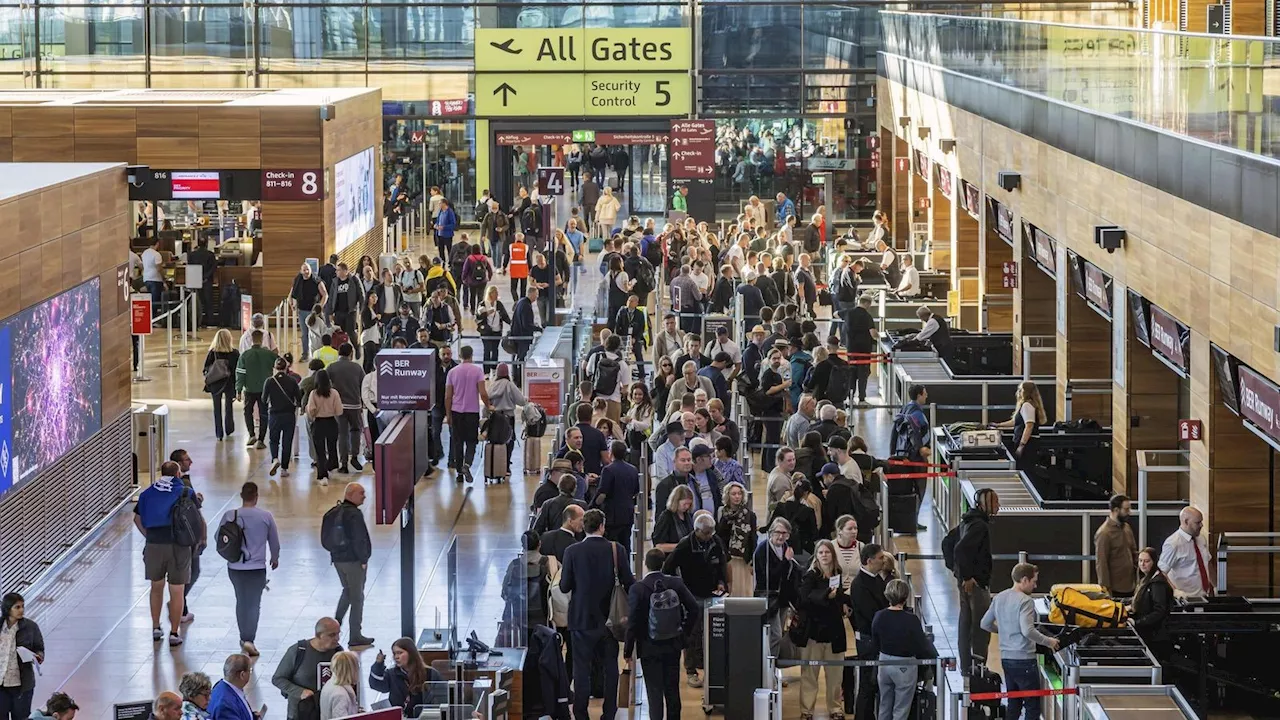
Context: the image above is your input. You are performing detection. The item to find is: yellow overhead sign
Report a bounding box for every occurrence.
[476,73,691,117]
[476,28,691,72]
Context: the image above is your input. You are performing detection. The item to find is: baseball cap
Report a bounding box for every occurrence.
[820,462,841,477]
[691,443,714,459]
[744,270,757,281]
[827,436,848,452]
[716,325,729,335]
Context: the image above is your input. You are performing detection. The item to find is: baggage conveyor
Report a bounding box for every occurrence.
[1078,685,1197,720]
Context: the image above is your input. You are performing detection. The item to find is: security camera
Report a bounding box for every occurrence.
[126,164,149,188]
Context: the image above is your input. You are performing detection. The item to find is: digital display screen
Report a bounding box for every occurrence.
[1211,344,1240,416]
[171,171,221,199]
[0,278,102,495]
[334,147,377,251]
[1129,289,1151,348]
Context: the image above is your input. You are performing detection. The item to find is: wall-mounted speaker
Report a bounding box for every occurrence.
[1095,225,1126,253]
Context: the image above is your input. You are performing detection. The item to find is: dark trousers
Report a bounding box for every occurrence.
[211,389,235,438]
[450,411,480,472]
[855,364,871,402]
[511,276,527,299]
[605,523,633,554]
[760,418,782,472]
[855,647,878,720]
[684,598,707,673]
[367,410,382,471]
[313,417,339,478]
[464,283,486,315]
[243,392,265,442]
[333,311,358,357]
[1003,658,1041,720]
[228,568,268,643]
[481,334,501,372]
[641,654,682,720]
[268,413,296,468]
[183,549,201,614]
[0,686,33,720]
[572,628,619,720]
[334,561,367,638]
[337,408,363,465]
[958,582,992,673]
[132,334,139,371]
[436,236,453,262]
[430,408,445,463]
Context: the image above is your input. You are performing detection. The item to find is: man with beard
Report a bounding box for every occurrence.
[1094,494,1138,598]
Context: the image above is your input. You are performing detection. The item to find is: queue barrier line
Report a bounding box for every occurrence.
[887,459,952,469]
[969,688,1078,702]
[883,471,956,480]
[775,657,946,668]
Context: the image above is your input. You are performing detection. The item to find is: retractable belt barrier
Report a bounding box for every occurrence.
[832,350,891,366]
[884,458,956,481]
[775,657,945,669]
[968,688,1078,702]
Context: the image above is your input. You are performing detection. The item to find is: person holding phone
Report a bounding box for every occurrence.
[797,540,851,720]
[368,638,444,715]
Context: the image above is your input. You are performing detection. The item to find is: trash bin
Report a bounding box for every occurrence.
[132,404,169,486]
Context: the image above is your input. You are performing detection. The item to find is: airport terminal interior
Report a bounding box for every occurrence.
[2,1,1280,720]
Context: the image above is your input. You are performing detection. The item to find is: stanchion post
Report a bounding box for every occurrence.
[880,478,892,548]
[159,304,177,368]
[1018,550,1029,565]
[177,289,191,355]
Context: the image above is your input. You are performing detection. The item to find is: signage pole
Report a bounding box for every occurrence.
[401,493,416,639]
[177,289,191,355]
[134,335,151,383]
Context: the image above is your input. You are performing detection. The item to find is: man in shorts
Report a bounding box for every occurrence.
[133,460,194,647]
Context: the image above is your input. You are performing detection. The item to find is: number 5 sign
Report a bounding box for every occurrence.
[262,168,323,201]
[537,167,566,197]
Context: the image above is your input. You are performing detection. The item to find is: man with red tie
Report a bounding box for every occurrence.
[1159,506,1213,598]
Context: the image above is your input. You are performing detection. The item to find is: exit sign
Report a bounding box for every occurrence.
[572,129,595,143]
[1178,419,1203,442]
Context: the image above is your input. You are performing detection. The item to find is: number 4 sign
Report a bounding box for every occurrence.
[538,167,566,197]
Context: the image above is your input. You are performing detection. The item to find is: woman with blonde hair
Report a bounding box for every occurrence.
[991,380,1046,470]
[652,483,695,553]
[202,328,240,440]
[796,539,849,720]
[319,650,361,719]
[717,481,757,596]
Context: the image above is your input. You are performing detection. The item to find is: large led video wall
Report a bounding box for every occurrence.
[0,277,102,498]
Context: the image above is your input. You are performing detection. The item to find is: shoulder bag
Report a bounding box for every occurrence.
[606,541,630,642]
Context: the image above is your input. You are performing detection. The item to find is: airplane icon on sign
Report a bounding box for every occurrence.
[490,39,522,55]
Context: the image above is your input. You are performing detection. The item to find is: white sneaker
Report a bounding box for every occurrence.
[181,612,195,624]
[319,477,329,487]
[269,461,280,476]
[280,469,290,478]
[242,641,260,657]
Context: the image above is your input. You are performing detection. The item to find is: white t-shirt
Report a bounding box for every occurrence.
[898,265,920,296]
[707,338,742,379]
[881,248,897,269]
[613,271,631,292]
[691,271,711,294]
[839,458,865,485]
[1019,402,1037,425]
[141,247,164,283]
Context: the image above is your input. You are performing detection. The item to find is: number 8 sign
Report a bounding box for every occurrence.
[262,168,324,201]
[538,167,566,197]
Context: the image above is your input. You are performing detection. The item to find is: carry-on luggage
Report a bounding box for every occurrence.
[910,687,937,720]
[967,665,1004,720]
[888,493,920,534]
[524,436,542,475]
[483,441,509,484]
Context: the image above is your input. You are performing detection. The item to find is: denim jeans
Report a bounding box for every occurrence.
[298,310,312,357]
[211,388,235,439]
[1002,658,1041,720]
[228,568,268,643]
[267,413,296,469]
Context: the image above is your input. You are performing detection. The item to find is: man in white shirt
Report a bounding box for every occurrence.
[653,313,684,368]
[897,254,921,297]
[706,325,741,381]
[766,446,798,517]
[141,236,166,312]
[689,260,712,301]
[1160,506,1213,598]
[828,437,865,485]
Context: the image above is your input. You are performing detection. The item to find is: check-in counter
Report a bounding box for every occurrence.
[879,346,1057,425]
[1035,626,1163,720]
[1077,685,1196,720]
[955,470,1183,590]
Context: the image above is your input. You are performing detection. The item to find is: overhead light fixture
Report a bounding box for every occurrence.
[917,126,931,140]
[997,171,1021,192]
[898,116,911,128]
[940,138,956,153]
[1095,225,1126,253]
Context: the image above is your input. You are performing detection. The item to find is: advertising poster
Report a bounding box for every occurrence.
[1056,244,1067,335]
[240,295,253,333]
[1113,281,1126,388]
[334,147,377,251]
[0,327,12,497]
[376,350,435,411]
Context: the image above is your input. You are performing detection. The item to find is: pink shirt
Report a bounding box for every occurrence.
[446,362,486,413]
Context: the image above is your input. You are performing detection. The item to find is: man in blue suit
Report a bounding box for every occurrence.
[559,508,635,719]
[624,548,700,720]
[208,653,259,720]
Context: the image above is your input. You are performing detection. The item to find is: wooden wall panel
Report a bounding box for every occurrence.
[135,107,200,137]
[198,136,261,169]
[892,135,911,247]
[14,143,73,162]
[260,136,323,167]
[198,107,261,137]
[12,107,72,137]
[73,107,137,137]
[260,107,322,137]
[986,228,1014,332]
[137,137,194,168]
[75,137,138,163]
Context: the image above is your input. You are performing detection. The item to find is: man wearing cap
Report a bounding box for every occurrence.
[532,458,573,511]
[828,436,864,486]
[697,353,733,405]
[653,421,686,481]
[653,312,684,367]
[706,325,742,381]
[820,459,866,538]
[687,442,725,516]
[737,271,766,337]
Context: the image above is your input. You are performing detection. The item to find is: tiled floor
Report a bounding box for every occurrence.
[19,233,968,719]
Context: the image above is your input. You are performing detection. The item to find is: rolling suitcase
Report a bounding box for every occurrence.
[483,442,509,484]
[967,666,1004,720]
[888,493,920,534]
[910,687,937,720]
[524,436,542,475]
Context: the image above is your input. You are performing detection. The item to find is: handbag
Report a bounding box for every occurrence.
[617,666,634,708]
[786,609,810,649]
[606,541,630,641]
[501,335,517,355]
[203,357,230,389]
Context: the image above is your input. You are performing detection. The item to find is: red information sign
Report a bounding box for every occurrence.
[895,157,909,173]
[917,196,930,210]
[1001,261,1018,289]
[427,98,468,116]
[1177,419,1203,442]
[240,295,253,334]
[410,130,426,144]
[527,379,561,417]
[262,169,322,201]
[131,294,152,335]
[670,120,715,179]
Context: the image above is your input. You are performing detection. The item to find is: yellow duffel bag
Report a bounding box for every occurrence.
[1048,584,1128,628]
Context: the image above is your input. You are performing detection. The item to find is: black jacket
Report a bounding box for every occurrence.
[368,660,445,716]
[203,349,240,394]
[822,477,861,538]
[755,273,780,308]
[850,569,890,640]
[262,372,301,416]
[798,569,850,652]
[1131,572,1173,648]
[768,500,819,555]
[532,479,560,512]
[953,508,993,587]
[558,536,634,632]
[526,625,572,720]
[539,527,581,564]
[329,500,372,563]
[625,572,700,660]
[511,298,538,347]
[614,306,647,344]
[433,360,457,413]
[753,542,800,620]
[662,533,728,598]
[710,276,735,313]
[533,493,586,536]
[1,618,43,692]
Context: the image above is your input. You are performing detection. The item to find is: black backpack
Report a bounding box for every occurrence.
[633,258,656,294]
[216,510,247,563]
[470,258,488,285]
[941,521,964,572]
[892,411,925,458]
[648,577,684,641]
[825,364,854,404]
[169,488,204,548]
[484,411,514,445]
[320,503,350,555]
[522,206,539,236]
[593,354,622,396]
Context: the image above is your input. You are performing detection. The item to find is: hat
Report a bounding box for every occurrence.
[827,436,848,451]
[744,271,757,282]
[691,443,714,459]
[820,462,841,477]
[751,325,766,335]
[550,459,574,472]
[773,339,791,349]
[666,421,685,436]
